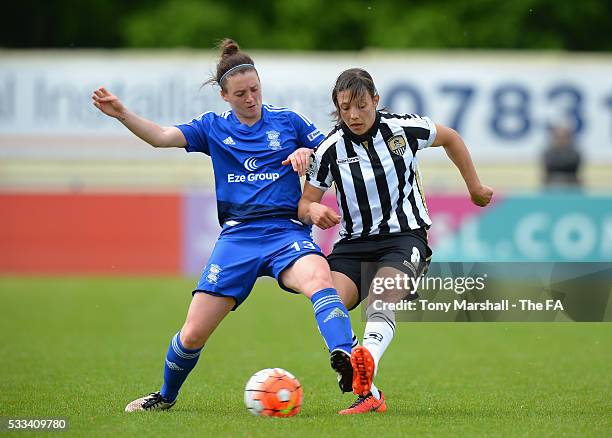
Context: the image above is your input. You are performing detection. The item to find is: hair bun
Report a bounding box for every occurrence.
[219,38,240,58]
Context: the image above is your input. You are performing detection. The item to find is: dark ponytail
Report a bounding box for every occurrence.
[204,38,257,91]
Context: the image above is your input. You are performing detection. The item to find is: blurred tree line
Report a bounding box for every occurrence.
[3,0,611,51]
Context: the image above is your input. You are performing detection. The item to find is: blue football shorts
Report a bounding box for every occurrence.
[193,218,324,309]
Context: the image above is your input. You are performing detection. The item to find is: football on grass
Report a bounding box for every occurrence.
[244,368,303,417]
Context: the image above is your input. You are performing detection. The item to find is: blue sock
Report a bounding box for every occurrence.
[311,288,353,355]
[160,332,202,402]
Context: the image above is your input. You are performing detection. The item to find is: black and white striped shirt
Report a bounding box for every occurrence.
[306,111,436,240]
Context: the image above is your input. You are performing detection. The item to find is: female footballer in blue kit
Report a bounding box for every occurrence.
[299,68,493,414]
[92,39,357,412]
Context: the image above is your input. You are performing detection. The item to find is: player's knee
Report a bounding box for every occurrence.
[180,326,208,350]
[301,268,334,296]
[311,273,334,293]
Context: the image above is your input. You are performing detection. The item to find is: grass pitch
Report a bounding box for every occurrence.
[0,277,610,437]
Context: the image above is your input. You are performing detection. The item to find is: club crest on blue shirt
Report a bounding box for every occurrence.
[266,130,282,150]
[387,135,406,156]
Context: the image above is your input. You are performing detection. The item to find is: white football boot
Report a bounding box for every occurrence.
[124,391,176,412]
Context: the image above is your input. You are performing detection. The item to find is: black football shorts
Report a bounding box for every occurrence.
[328,229,432,310]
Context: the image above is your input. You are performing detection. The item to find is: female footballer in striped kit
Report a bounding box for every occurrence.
[299,68,493,414]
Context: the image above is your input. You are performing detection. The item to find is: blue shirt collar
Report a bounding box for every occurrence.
[229,104,267,132]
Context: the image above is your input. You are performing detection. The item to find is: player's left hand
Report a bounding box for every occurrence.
[470,184,493,207]
[282,148,313,177]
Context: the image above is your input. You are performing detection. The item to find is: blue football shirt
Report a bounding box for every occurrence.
[176,104,324,225]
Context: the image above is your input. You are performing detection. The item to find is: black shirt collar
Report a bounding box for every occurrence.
[340,111,381,144]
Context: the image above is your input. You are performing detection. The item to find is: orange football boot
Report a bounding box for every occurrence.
[339,391,386,415]
[350,346,375,396]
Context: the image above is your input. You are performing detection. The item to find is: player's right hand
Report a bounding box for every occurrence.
[92,87,127,119]
[309,203,340,229]
[470,184,493,207]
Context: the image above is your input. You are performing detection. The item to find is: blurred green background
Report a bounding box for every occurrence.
[3,0,612,51]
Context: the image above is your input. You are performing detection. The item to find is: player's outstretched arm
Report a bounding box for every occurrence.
[91,86,187,148]
[298,183,341,229]
[432,124,493,207]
